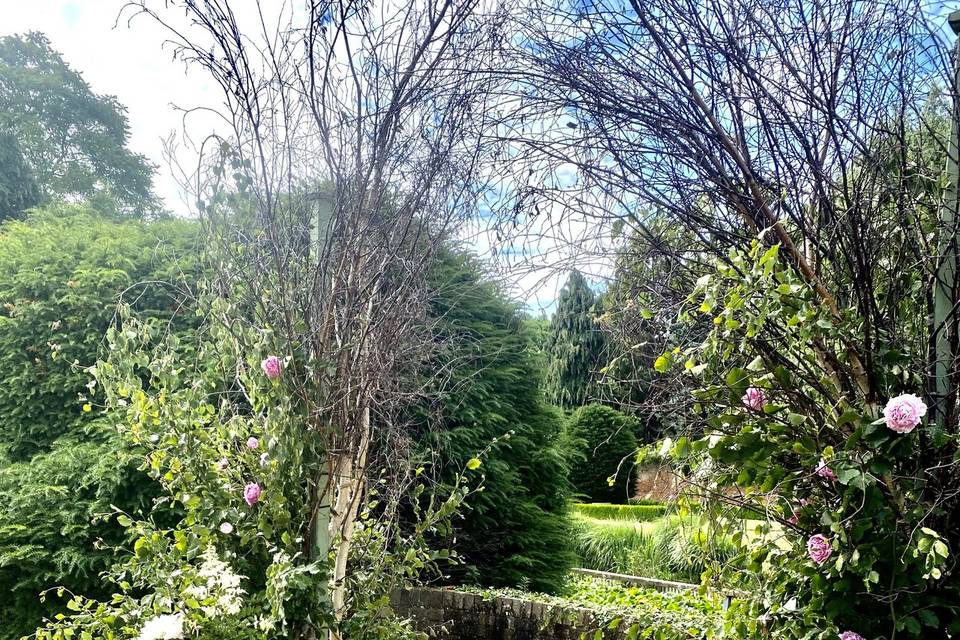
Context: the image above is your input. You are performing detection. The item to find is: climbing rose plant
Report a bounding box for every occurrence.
[654,241,958,638]
[32,300,477,640]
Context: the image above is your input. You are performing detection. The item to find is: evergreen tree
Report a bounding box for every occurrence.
[418,250,575,593]
[545,270,605,408]
[566,403,639,503]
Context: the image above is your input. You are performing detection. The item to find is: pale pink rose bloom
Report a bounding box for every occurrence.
[219,521,234,534]
[742,387,766,411]
[261,356,282,380]
[216,457,229,471]
[247,436,259,450]
[787,513,799,525]
[883,393,926,433]
[807,534,832,565]
[816,459,837,482]
[839,632,865,640]
[244,482,262,506]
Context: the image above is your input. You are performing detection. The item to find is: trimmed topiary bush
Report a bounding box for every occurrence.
[566,404,639,503]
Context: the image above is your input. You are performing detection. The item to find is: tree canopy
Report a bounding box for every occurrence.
[0,32,157,217]
[0,131,41,221]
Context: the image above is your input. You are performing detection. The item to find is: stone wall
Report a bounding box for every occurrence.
[390,587,630,640]
[632,463,679,502]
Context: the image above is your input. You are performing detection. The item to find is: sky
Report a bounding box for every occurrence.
[2,0,612,312]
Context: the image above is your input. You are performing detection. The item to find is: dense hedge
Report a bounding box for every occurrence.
[0,207,198,639]
[573,502,667,522]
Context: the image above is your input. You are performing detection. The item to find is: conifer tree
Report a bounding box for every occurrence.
[418,250,575,593]
[545,270,605,408]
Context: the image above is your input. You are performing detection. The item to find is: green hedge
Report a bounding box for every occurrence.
[573,502,667,522]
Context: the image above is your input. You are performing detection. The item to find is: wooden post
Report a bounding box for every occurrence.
[932,11,960,428]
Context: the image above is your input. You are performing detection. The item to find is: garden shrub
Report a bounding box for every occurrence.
[0,205,198,459]
[658,241,960,637]
[566,403,639,503]
[31,290,471,640]
[573,502,666,522]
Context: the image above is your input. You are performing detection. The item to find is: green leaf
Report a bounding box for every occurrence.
[654,355,670,373]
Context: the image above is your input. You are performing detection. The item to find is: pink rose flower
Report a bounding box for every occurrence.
[839,632,865,640]
[807,534,832,565]
[742,386,766,411]
[816,459,837,482]
[883,393,926,433]
[261,356,282,380]
[244,482,262,506]
[216,457,229,471]
[787,513,799,525]
[246,436,259,450]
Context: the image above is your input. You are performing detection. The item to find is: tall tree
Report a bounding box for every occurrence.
[0,32,157,215]
[68,2,509,637]
[419,250,574,593]
[546,270,605,408]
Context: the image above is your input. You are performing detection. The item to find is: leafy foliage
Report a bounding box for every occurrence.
[545,270,605,408]
[566,403,638,503]
[0,130,40,221]
[0,207,198,639]
[659,241,960,637]
[0,433,157,639]
[32,291,475,640]
[0,32,157,215]
[0,205,198,460]
[419,250,575,593]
